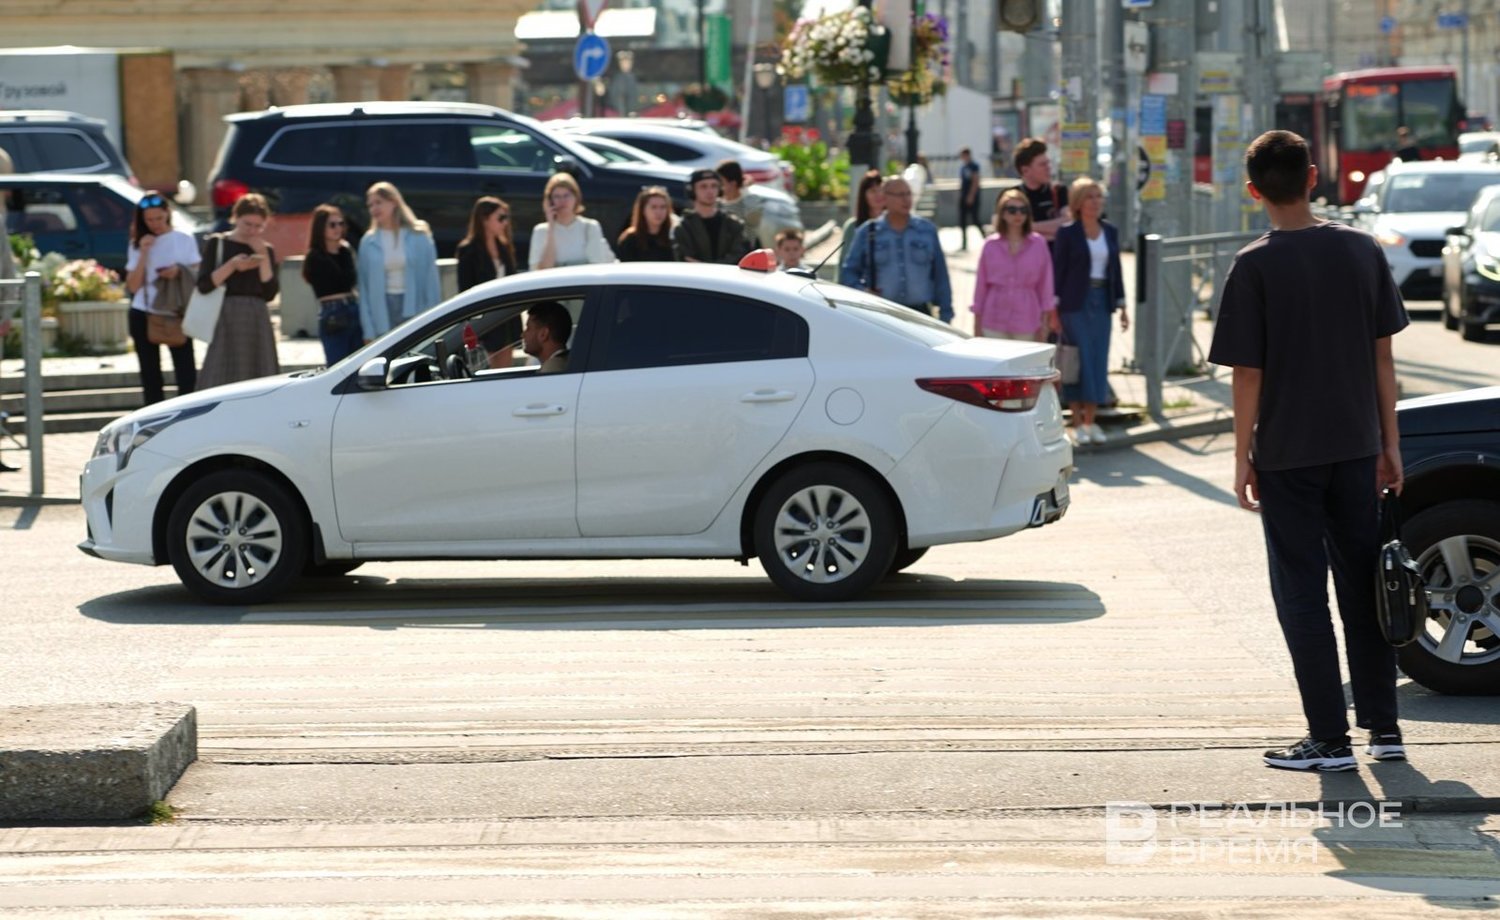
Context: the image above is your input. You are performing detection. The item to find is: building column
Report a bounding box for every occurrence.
[465,61,518,111]
[271,68,315,107]
[239,69,272,112]
[181,68,242,192]
[378,65,413,101]
[330,65,380,102]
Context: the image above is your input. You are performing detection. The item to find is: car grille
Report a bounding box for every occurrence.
[1409,240,1445,258]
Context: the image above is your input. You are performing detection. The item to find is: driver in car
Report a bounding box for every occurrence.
[523,301,572,374]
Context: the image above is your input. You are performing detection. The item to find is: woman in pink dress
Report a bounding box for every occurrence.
[971,188,1055,341]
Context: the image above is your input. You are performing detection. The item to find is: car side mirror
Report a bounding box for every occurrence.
[355,357,388,390]
[552,155,585,178]
[1447,225,1469,237]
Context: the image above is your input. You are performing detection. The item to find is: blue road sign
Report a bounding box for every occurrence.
[1379,15,1396,33]
[783,85,810,123]
[574,32,610,82]
[1437,11,1468,28]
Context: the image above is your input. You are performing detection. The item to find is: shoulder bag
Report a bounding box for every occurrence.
[1375,490,1429,647]
[1054,327,1080,385]
[182,235,226,344]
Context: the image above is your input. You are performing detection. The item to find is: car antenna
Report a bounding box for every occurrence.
[793,226,850,281]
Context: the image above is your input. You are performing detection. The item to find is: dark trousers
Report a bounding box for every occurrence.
[958,199,983,248]
[1258,455,1398,743]
[128,307,197,407]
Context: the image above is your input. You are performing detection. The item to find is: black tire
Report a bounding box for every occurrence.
[1397,500,1500,695]
[166,469,308,605]
[887,546,929,576]
[754,462,897,602]
[304,560,363,578]
[1460,320,1487,342]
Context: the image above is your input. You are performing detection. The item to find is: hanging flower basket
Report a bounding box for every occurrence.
[779,6,890,87]
[886,12,950,105]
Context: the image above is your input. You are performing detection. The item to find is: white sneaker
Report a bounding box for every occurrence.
[1088,423,1107,444]
[1066,427,1081,446]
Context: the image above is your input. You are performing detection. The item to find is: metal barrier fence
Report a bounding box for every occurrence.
[1137,230,1264,420]
[0,272,45,497]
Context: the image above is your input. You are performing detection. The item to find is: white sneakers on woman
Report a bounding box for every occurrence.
[1069,423,1107,445]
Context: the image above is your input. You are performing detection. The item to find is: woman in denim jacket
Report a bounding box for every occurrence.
[357,181,441,341]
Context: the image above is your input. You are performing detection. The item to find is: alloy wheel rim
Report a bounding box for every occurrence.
[772,484,872,584]
[1417,533,1500,666]
[185,491,284,590]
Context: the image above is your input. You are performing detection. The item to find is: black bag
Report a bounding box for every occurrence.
[1375,491,1428,647]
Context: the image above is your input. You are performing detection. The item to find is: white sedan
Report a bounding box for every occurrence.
[79,263,1072,604]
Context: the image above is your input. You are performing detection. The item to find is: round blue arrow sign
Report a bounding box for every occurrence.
[574,32,611,82]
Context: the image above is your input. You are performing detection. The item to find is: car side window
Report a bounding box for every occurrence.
[1483,199,1500,232]
[261,126,353,168]
[7,187,78,233]
[598,289,807,372]
[618,137,698,161]
[354,123,474,170]
[469,126,552,174]
[73,187,133,231]
[386,296,586,388]
[25,131,108,171]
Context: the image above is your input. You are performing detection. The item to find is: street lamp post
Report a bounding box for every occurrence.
[846,0,881,178]
[754,63,778,146]
[905,2,923,165]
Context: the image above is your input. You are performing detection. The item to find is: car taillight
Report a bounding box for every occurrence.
[745,166,779,184]
[212,178,250,210]
[916,375,1057,412]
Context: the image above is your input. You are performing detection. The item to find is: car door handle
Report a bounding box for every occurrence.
[740,389,797,403]
[513,404,567,417]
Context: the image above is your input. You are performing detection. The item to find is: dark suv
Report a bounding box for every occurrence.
[208,102,691,259]
[0,110,133,180]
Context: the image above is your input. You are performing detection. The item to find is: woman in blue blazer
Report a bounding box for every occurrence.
[1052,178,1130,445]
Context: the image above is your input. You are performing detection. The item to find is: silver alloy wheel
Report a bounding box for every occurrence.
[184,490,285,590]
[1417,533,1500,666]
[772,484,873,584]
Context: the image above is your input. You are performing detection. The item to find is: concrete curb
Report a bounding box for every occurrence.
[1080,410,1236,453]
[0,703,198,823]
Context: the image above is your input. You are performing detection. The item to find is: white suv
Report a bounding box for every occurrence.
[1364,160,1500,301]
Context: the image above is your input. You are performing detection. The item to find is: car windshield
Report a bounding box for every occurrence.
[1461,136,1499,154]
[1382,171,1500,212]
[817,284,968,346]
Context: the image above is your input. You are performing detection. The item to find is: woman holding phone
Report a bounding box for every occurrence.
[528,173,615,270]
[124,192,199,405]
[196,193,280,389]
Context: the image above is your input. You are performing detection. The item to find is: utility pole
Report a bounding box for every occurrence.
[1059,0,1097,186]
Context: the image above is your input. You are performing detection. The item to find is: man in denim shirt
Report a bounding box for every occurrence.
[840,177,953,322]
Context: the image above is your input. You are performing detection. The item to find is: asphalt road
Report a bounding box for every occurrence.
[1,301,1498,914]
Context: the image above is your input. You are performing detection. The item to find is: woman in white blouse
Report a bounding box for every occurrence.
[529,173,616,270]
[124,192,199,405]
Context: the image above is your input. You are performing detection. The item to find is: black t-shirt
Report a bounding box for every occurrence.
[303,244,357,299]
[1021,182,1068,224]
[1208,222,1409,471]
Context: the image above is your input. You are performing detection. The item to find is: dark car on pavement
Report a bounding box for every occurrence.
[1397,386,1500,694]
[2,174,201,273]
[0,110,133,181]
[207,102,692,261]
[1440,183,1500,341]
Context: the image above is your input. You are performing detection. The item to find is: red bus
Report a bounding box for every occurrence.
[1316,66,1463,204]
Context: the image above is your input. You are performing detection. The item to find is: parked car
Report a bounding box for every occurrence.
[206,102,698,259]
[1439,183,1500,340]
[78,261,1072,605]
[0,110,133,180]
[566,133,803,242]
[1361,160,1500,300]
[1458,130,1500,160]
[557,118,796,195]
[2,173,202,273]
[1396,386,1500,694]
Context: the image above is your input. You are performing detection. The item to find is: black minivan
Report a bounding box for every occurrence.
[207,102,691,260]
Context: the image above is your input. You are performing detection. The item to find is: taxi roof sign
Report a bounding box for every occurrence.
[738,248,778,273]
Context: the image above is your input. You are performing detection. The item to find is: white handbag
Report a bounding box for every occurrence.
[182,235,225,344]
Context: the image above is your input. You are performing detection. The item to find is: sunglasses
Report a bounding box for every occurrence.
[494,212,510,222]
[326,219,345,228]
[1001,206,1028,214]
[139,194,166,208]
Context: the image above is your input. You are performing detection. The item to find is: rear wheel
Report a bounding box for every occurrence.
[166,470,308,605]
[1397,500,1500,695]
[754,463,897,602]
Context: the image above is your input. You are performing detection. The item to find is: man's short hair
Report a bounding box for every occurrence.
[528,300,572,346]
[959,146,972,158]
[774,228,803,246]
[1244,130,1312,206]
[716,159,745,186]
[1013,136,1048,173]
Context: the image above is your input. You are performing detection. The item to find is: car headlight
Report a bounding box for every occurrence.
[1477,253,1500,281]
[93,403,218,470]
[1374,230,1406,248]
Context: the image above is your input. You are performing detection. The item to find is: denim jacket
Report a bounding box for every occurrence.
[357,226,442,338]
[839,215,952,321]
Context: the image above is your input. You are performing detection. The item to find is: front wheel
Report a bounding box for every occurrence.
[1461,320,1487,342]
[1397,500,1500,695]
[166,470,308,605]
[755,463,897,602]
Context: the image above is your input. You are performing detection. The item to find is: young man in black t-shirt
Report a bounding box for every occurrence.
[1013,136,1070,244]
[1209,130,1409,773]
